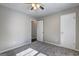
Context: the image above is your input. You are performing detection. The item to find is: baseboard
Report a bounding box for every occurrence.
[44,41,79,52]
[0,41,31,54]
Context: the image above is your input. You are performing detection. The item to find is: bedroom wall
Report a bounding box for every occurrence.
[43,6,79,50]
[43,15,60,44]
[0,5,33,53]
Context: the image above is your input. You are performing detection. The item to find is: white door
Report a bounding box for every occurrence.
[37,20,43,41]
[60,13,76,49]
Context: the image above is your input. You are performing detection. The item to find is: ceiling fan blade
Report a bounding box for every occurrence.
[40,6,44,10]
[31,7,33,10]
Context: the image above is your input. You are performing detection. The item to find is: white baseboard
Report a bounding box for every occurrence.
[0,41,31,54]
[44,41,79,52]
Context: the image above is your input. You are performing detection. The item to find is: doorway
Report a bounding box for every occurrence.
[31,20,43,42]
[31,20,37,42]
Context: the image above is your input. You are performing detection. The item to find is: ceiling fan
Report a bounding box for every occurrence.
[31,3,44,10]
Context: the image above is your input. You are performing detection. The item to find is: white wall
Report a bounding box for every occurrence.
[43,15,60,44]
[0,5,33,53]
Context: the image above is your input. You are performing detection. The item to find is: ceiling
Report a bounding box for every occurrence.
[0,3,79,18]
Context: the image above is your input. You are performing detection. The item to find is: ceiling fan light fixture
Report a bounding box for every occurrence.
[31,3,44,10]
[32,3,36,7]
[33,6,37,10]
[36,4,40,8]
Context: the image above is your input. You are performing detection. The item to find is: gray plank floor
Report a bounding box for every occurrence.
[0,41,79,56]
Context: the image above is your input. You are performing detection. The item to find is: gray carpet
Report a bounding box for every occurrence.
[0,41,79,56]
